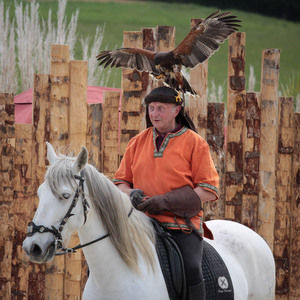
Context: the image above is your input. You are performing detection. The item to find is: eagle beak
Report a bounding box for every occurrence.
[155,64,160,69]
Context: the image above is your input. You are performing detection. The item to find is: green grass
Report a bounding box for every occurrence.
[3,0,300,95]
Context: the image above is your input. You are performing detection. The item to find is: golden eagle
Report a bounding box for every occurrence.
[97,10,241,95]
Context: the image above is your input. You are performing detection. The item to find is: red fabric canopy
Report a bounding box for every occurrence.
[14,86,121,124]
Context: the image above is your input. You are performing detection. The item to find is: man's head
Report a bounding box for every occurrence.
[144,86,197,133]
[148,102,181,134]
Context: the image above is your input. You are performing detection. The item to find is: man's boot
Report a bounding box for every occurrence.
[187,280,206,300]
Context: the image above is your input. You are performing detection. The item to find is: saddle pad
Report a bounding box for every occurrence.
[152,220,186,300]
[203,240,234,300]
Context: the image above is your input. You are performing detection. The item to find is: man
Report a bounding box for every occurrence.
[113,86,219,300]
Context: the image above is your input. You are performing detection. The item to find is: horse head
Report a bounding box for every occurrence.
[22,142,89,263]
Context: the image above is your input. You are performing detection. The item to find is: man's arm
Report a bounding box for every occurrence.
[194,186,217,203]
[116,183,132,196]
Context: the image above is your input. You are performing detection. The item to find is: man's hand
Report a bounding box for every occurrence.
[137,195,165,214]
[130,189,145,209]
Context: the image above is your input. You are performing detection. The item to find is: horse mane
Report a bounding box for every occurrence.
[45,153,157,274]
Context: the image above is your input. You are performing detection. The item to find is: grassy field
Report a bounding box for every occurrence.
[3,0,300,97]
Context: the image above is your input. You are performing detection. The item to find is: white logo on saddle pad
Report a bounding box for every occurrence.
[218,276,229,289]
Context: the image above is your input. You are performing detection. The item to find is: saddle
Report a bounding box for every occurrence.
[152,220,234,300]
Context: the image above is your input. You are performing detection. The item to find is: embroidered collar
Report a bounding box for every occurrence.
[152,126,188,158]
[155,123,183,150]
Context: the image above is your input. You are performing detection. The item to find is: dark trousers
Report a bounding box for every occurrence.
[170,230,204,286]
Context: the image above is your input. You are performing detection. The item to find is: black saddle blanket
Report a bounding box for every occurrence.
[153,221,234,300]
[203,241,234,300]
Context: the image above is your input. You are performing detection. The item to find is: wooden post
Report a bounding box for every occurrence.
[290,112,300,299]
[102,91,121,179]
[242,92,261,230]
[120,31,143,161]
[141,27,156,130]
[189,18,208,138]
[30,74,51,299]
[0,93,15,299]
[45,44,71,300]
[32,74,51,194]
[69,60,88,152]
[86,103,103,171]
[12,124,33,299]
[205,103,225,220]
[50,44,70,149]
[156,26,175,52]
[257,48,280,251]
[274,97,294,297]
[65,59,88,299]
[225,32,246,222]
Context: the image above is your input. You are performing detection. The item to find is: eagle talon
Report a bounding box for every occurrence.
[175,91,182,103]
[155,74,165,80]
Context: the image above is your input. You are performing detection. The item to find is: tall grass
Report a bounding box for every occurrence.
[281,73,300,111]
[0,2,16,92]
[0,0,108,93]
[80,25,111,87]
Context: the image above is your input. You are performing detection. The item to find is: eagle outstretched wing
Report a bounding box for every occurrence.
[173,10,241,68]
[96,48,156,73]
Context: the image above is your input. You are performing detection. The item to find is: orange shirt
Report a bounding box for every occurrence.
[113,126,219,233]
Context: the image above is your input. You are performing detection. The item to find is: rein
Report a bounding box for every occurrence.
[26,171,133,256]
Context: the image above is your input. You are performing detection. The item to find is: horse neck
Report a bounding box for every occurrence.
[77,202,144,293]
[77,206,115,272]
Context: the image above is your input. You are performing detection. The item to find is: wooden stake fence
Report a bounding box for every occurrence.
[0,28,299,300]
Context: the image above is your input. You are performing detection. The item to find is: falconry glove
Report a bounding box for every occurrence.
[137,186,202,217]
[130,189,145,209]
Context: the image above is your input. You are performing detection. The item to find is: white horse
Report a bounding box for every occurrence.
[23,143,276,299]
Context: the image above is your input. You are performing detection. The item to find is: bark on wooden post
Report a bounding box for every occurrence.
[120,31,143,161]
[257,48,280,251]
[205,103,225,220]
[86,103,103,171]
[50,44,70,149]
[189,18,208,138]
[225,32,246,221]
[290,112,300,299]
[12,124,33,298]
[102,91,121,179]
[275,97,294,297]
[242,92,261,230]
[65,60,88,300]
[0,93,15,299]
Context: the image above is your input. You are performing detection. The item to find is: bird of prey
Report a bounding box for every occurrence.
[96,10,241,96]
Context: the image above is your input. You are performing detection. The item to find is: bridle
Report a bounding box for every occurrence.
[26,171,123,256]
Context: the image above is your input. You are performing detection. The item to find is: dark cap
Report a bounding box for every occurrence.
[144,87,197,133]
[144,86,183,105]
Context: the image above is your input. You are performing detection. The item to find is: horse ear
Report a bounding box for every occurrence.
[46,142,58,165]
[73,146,88,173]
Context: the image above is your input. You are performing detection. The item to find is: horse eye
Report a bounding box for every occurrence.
[62,193,71,199]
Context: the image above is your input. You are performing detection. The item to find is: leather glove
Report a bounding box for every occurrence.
[130,189,145,209]
[137,186,202,216]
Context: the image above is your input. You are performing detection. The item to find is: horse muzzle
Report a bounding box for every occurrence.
[22,236,56,263]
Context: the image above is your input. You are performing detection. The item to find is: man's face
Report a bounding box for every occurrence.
[148,102,181,134]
